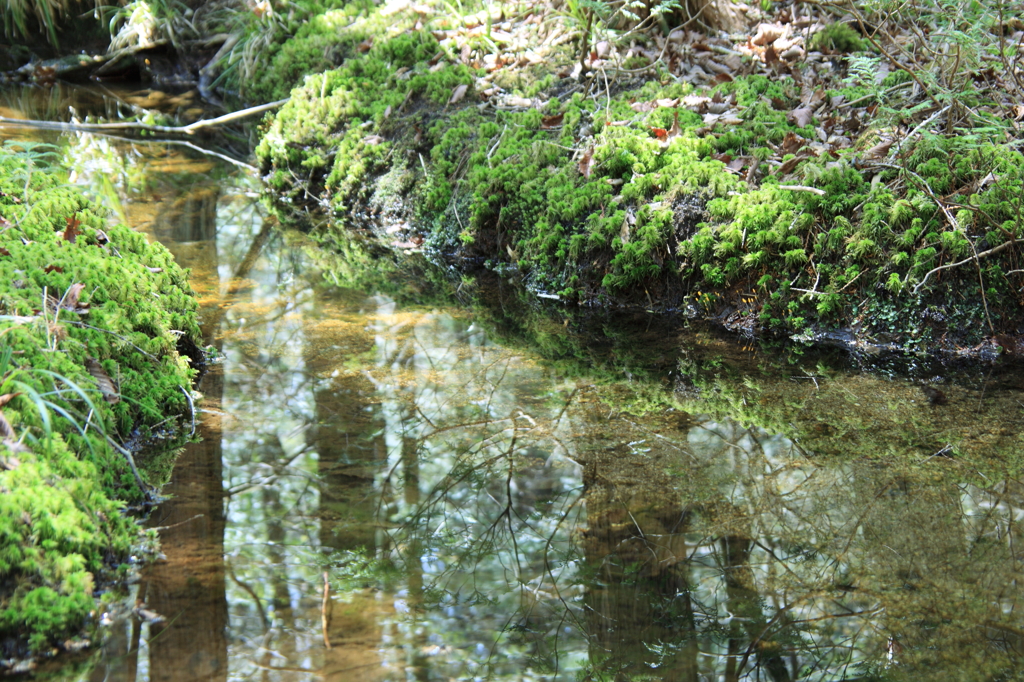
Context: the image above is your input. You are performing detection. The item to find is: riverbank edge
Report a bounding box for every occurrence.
[0,145,203,665]
[253,16,1024,361]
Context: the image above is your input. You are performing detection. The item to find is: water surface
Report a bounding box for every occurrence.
[6,83,1024,682]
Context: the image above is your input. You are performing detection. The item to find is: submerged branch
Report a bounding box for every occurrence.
[0,98,289,135]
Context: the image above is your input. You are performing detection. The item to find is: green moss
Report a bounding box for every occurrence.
[0,144,200,653]
[809,23,867,53]
[256,31,476,208]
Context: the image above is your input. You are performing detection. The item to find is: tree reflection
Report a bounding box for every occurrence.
[48,125,1024,681]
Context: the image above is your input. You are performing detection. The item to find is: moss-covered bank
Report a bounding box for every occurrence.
[254,6,1024,358]
[0,143,201,660]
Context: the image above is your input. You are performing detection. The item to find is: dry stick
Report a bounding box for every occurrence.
[0,98,289,135]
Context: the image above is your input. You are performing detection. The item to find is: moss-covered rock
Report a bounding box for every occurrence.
[0,143,201,657]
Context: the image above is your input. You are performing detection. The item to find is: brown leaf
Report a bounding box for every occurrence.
[781,131,806,155]
[0,393,20,408]
[62,283,86,311]
[448,84,469,104]
[0,247,9,256]
[861,139,894,161]
[775,150,817,176]
[752,23,785,46]
[362,134,385,145]
[764,44,780,66]
[578,148,594,178]
[713,73,733,84]
[63,215,81,243]
[85,357,119,405]
[728,156,752,172]
[630,101,656,113]
[651,127,669,141]
[682,94,710,110]
[789,106,814,128]
[668,110,682,139]
[44,265,63,274]
[541,113,564,129]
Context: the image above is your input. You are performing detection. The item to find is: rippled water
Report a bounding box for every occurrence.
[6,84,1024,682]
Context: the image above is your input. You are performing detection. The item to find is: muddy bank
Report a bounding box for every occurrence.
[0,143,201,666]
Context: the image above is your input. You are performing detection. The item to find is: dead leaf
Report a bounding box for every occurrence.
[578,148,594,178]
[63,215,81,243]
[44,265,63,274]
[620,207,636,243]
[780,45,805,61]
[651,127,668,141]
[62,283,86,311]
[781,131,806,155]
[448,84,469,104]
[362,135,385,145]
[0,247,9,256]
[789,106,814,128]
[383,105,392,120]
[541,113,564,129]
[752,23,786,46]
[630,101,656,113]
[667,111,682,139]
[85,357,119,405]
[655,98,680,108]
[682,94,709,108]
[0,394,20,408]
[861,139,894,161]
[728,156,752,172]
[775,150,817,176]
[713,73,733,83]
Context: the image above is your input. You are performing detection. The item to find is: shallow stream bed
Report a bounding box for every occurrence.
[5,84,1024,682]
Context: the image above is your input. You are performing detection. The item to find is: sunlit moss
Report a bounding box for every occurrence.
[0,145,201,653]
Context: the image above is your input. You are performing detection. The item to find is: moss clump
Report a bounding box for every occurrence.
[240,5,370,103]
[810,23,867,53]
[0,143,201,654]
[257,31,475,208]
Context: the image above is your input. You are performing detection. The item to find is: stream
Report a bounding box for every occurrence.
[5,83,1024,682]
